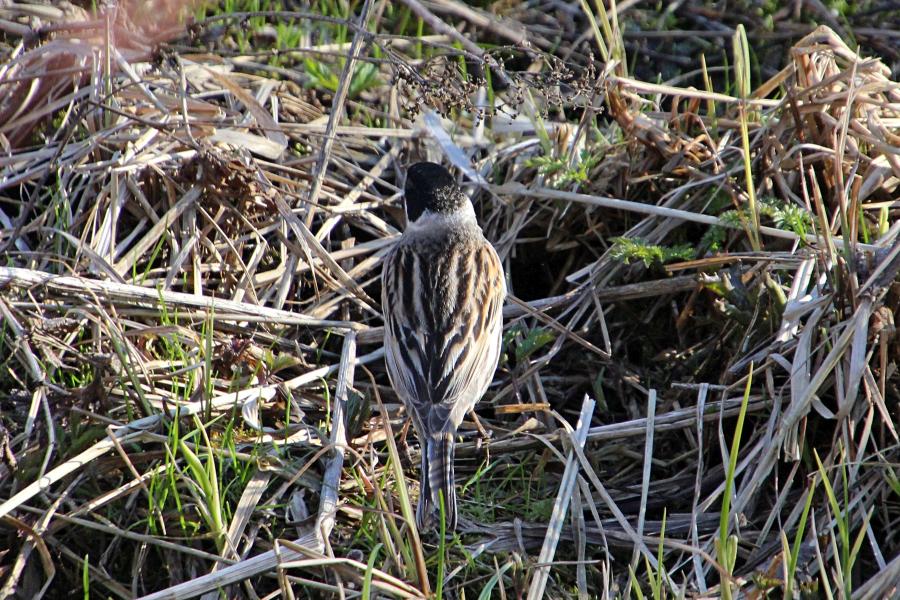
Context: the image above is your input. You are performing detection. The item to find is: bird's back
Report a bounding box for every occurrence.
[382,222,505,426]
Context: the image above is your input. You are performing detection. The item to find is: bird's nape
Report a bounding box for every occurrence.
[404,161,469,223]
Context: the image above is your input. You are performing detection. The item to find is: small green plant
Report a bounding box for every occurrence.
[273,20,304,65]
[579,0,626,76]
[220,0,272,52]
[303,59,381,98]
[783,479,817,597]
[702,198,814,251]
[82,554,90,599]
[814,447,871,598]
[610,237,696,267]
[177,420,227,553]
[49,358,93,390]
[886,464,900,497]
[629,510,669,599]
[733,24,760,251]
[526,149,604,187]
[514,327,556,362]
[701,225,729,253]
[770,200,812,236]
[462,456,555,524]
[148,412,186,538]
[477,560,514,600]
[372,385,431,594]
[716,363,754,600]
[628,565,645,600]
[361,543,382,600]
[526,154,567,177]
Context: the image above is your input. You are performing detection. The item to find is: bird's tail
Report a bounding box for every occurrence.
[416,432,456,531]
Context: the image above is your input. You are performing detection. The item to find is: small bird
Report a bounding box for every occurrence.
[381,162,506,531]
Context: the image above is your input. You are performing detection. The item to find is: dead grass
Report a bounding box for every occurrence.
[1,1,899,598]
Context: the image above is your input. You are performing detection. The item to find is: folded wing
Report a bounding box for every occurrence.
[382,234,506,434]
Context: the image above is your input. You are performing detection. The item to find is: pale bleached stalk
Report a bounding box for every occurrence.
[490,184,879,251]
[315,331,357,548]
[526,395,595,600]
[0,266,363,330]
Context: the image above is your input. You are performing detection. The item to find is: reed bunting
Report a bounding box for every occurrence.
[381,162,506,531]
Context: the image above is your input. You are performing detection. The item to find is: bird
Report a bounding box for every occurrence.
[381,161,507,531]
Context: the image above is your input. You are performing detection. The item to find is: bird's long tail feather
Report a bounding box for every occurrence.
[416,432,456,531]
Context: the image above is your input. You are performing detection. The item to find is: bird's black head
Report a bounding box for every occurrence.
[404,162,468,223]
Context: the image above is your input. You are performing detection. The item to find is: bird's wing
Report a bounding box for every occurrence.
[382,236,506,434]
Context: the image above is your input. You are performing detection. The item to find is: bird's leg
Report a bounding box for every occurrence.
[467,409,492,463]
[468,409,492,439]
[397,418,416,468]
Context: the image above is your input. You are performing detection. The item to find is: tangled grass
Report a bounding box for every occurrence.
[0,1,898,598]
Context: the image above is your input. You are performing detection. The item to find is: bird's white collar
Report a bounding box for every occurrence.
[405,202,478,233]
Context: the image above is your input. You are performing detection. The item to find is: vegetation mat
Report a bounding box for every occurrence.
[1,1,898,598]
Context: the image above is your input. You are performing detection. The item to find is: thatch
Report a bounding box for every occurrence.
[1,1,898,598]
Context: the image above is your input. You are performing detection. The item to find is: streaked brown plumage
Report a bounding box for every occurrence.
[382,162,506,531]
